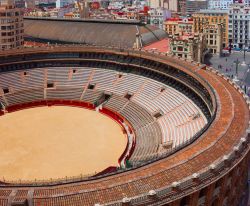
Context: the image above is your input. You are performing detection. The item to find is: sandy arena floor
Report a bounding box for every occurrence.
[0,106,127,182]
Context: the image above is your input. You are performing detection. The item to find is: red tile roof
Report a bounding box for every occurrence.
[143,38,170,53]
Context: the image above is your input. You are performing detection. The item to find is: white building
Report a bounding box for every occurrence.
[186,0,208,14]
[148,7,171,29]
[234,0,250,5]
[208,0,233,10]
[228,3,250,48]
[148,0,177,11]
[56,0,74,8]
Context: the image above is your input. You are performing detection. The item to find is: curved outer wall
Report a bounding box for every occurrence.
[0,47,248,206]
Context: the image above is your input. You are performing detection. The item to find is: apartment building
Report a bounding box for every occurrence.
[0,0,24,50]
[193,10,229,47]
[165,17,194,36]
[228,3,250,48]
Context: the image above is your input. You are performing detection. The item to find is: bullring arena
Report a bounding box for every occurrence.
[0,46,249,206]
[0,106,126,181]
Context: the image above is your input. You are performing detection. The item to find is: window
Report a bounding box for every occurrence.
[153,111,163,119]
[47,82,54,88]
[88,84,95,90]
[3,88,9,94]
[124,92,133,100]
[160,87,165,93]
[178,47,183,51]
[199,188,207,197]
[180,196,190,206]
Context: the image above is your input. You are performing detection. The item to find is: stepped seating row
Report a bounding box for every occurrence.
[47,67,69,85]
[129,122,162,163]
[48,67,93,87]
[90,69,117,91]
[5,89,44,106]
[133,86,186,114]
[47,87,83,101]
[104,94,128,112]
[158,102,206,147]
[0,69,44,92]
[120,101,154,130]
[82,90,103,104]
[109,74,146,96]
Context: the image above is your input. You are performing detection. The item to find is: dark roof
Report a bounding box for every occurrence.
[24,17,168,48]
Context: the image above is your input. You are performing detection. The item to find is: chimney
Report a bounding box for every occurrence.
[135,32,141,49]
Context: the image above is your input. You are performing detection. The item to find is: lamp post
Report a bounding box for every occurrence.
[233,58,241,82]
[241,44,247,66]
[139,48,141,67]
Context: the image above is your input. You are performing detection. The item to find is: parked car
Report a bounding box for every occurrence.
[233,47,241,51]
[222,49,230,54]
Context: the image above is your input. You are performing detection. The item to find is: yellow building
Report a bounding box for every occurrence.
[192,10,229,48]
[165,17,194,36]
[204,23,223,54]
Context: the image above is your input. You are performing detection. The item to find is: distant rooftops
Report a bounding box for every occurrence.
[0,0,14,6]
[197,9,229,14]
[143,38,170,53]
[165,17,193,22]
[24,16,143,25]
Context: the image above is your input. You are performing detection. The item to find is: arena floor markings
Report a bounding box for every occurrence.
[0,106,127,181]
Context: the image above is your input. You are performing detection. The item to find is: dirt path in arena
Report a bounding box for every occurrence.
[0,106,127,181]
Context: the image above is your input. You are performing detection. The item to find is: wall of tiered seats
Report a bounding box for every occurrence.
[0,67,208,165]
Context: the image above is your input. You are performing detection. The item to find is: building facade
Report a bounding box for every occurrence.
[169,32,207,63]
[14,0,25,8]
[0,0,24,50]
[148,7,171,29]
[165,17,194,36]
[204,23,223,54]
[186,0,208,14]
[193,10,229,48]
[208,0,233,10]
[56,0,74,8]
[228,3,250,49]
[148,0,178,11]
[178,0,187,15]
